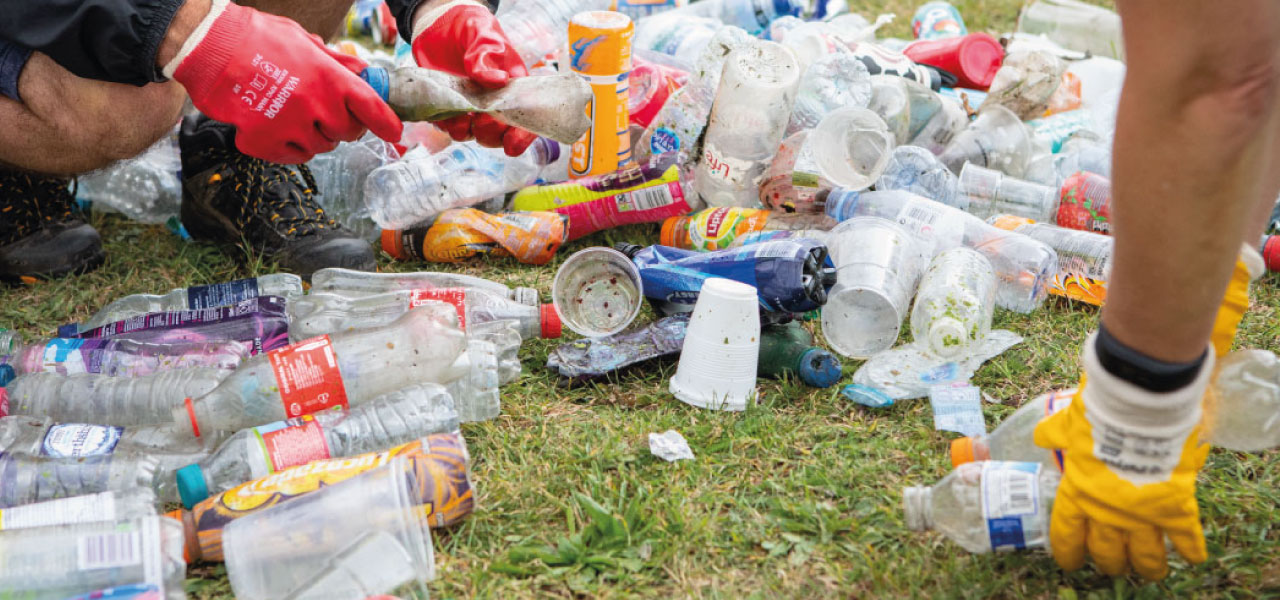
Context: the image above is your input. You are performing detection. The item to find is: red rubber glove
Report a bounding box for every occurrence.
[410,0,536,156]
[168,0,403,164]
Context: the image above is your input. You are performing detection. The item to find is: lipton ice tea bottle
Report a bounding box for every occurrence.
[569,11,634,179]
[660,207,836,251]
[382,208,569,265]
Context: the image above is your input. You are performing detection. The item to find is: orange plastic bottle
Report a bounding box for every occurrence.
[382,209,568,265]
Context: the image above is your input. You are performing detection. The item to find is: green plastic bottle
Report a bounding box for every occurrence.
[757,322,842,388]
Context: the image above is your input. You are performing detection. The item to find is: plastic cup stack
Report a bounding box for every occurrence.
[669,278,761,411]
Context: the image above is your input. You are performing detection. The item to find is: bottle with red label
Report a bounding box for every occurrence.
[381,208,568,266]
[173,306,468,437]
[288,287,561,343]
[174,383,459,508]
[1056,171,1112,234]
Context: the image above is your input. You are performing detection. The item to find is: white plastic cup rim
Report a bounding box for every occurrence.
[552,247,645,338]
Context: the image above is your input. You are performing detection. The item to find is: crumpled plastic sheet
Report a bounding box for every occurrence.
[851,329,1023,400]
[648,430,695,462]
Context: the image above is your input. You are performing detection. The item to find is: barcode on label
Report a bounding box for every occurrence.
[1003,476,1034,515]
[77,530,142,571]
[620,185,676,212]
[902,205,940,226]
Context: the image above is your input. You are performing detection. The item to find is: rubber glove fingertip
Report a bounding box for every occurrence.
[1049,499,1087,572]
[503,129,537,157]
[471,69,511,89]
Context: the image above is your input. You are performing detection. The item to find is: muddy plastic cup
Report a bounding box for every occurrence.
[821,217,929,359]
[552,247,645,338]
[223,457,434,600]
[807,107,895,191]
[938,104,1033,177]
[958,162,1058,222]
[669,278,760,411]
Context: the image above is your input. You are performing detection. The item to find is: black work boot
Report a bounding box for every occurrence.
[178,115,376,278]
[0,169,104,283]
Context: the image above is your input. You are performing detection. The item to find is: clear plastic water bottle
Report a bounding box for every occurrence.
[0,449,163,508]
[447,339,501,422]
[6,368,229,427]
[307,132,401,241]
[823,188,1058,313]
[875,145,958,206]
[0,488,158,530]
[174,306,469,437]
[659,0,805,35]
[0,338,249,385]
[0,516,186,598]
[910,247,996,359]
[904,461,1059,553]
[988,215,1112,305]
[786,52,873,135]
[470,319,524,386]
[633,12,722,60]
[174,383,459,507]
[365,143,545,229]
[75,133,182,225]
[497,0,613,65]
[77,274,304,332]
[948,389,1072,469]
[310,267,541,307]
[288,288,559,343]
[0,415,207,457]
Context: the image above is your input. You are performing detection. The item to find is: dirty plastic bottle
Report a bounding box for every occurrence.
[758,322,842,387]
[174,306,469,437]
[307,132,401,240]
[0,415,207,458]
[910,247,997,360]
[6,368,228,427]
[310,268,541,308]
[380,208,568,266]
[496,0,614,65]
[904,460,1059,553]
[0,488,158,531]
[0,449,163,508]
[786,51,873,135]
[288,288,560,343]
[0,516,187,598]
[989,215,1112,306]
[658,0,805,35]
[822,188,1058,313]
[75,134,182,225]
[174,383,459,507]
[364,142,541,230]
[77,274,304,333]
[661,207,836,251]
[0,338,248,386]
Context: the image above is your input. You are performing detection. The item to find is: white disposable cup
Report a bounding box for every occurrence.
[669,278,760,411]
[938,104,1033,177]
[808,106,896,191]
[822,217,928,359]
[552,247,645,338]
[223,457,434,600]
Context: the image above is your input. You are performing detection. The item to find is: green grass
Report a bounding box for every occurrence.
[8,0,1280,597]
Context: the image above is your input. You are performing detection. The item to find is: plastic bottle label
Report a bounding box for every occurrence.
[981,461,1045,551]
[1057,172,1112,234]
[650,127,680,155]
[930,384,985,437]
[77,530,142,571]
[554,167,690,240]
[252,415,333,474]
[409,289,468,329]
[0,492,117,530]
[39,338,94,374]
[1025,224,1111,305]
[268,336,349,418]
[186,277,260,309]
[687,207,770,251]
[41,424,123,458]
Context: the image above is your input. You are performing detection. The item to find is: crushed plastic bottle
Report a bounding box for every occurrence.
[445,339,502,422]
[0,516,186,598]
[6,367,228,427]
[174,306,468,437]
[497,0,614,65]
[0,338,248,386]
[307,132,401,240]
[75,133,182,225]
[0,415,207,457]
[904,461,1058,553]
[310,267,541,307]
[75,274,303,333]
[546,315,689,379]
[910,247,997,360]
[0,449,163,508]
[71,296,291,356]
[0,488,157,531]
[655,0,804,36]
[174,383,459,507]
[633,13,722,60]
[786,51,873,135]
[381,209,568,266]
[0,328,20,355]
[875,145,958,207]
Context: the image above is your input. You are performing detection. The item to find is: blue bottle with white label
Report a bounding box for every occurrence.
[903,460,1060,553]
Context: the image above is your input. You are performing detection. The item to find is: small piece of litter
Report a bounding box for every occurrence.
[648,430,695,462]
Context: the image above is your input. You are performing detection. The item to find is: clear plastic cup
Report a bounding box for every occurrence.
[958,162,1059,222]
[938,104,1034,177]
[669,277,760,411]
[807,107,895,191]
[822,217,929,359]
[223,457,434,600]
[552,247,645,337]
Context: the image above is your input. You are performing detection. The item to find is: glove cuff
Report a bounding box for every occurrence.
[1240,241,1265,282]
[169,0,244,98]
[410,0,487,43]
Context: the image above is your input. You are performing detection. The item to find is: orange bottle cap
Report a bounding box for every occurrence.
[381,229,406,259]
[950,436,976,468]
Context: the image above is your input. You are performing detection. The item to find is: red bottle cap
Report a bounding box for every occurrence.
[1264,235,1280,272]
[904,33,1004,90]
[540,304,562,339]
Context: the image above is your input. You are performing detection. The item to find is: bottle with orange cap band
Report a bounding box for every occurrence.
[659,207,836,251]
[381,208,568,266]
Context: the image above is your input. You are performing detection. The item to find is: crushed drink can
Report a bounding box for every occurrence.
[569,11,634,179]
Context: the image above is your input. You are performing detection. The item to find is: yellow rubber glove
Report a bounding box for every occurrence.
[1210,244,1265,357]
[1034,334,1213,580]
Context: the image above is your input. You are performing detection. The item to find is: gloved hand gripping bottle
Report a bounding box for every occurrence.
[310,267,541,307]
[76,274,304,333]
[174,305,468,437]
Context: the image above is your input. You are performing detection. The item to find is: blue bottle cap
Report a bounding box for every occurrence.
[176,464,210,509]
[0,364,14,388]
[841,383,895,408]
[798,348,842,388]
[359,66,391,103]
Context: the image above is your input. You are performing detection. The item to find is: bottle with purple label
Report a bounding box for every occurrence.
[72,296,291,356]
[0,338,249,386]
[75,274,303,333]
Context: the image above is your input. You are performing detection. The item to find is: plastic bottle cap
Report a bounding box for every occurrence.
[659,216,684,247]
[927,318,969,359]
[176,464,210,509]
[950,436,976,468]
[0,364,13,388]
[797,348,842,388]
[540,304,562,339]
[381,229,406,259]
